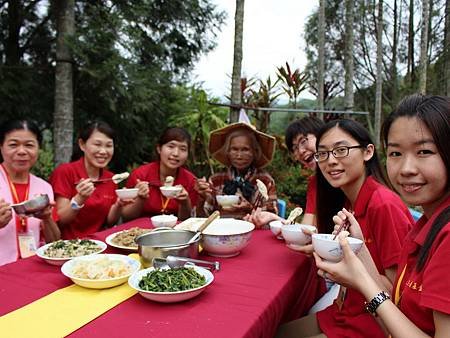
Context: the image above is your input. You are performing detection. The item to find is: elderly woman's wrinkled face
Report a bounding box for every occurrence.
[228,135,254,170]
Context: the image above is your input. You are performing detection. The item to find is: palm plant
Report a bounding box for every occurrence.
[277,62,308,109]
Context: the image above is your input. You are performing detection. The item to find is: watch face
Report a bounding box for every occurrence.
[70,200,81,210]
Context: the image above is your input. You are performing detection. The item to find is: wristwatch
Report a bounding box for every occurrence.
[365,291,390,316]
[70,197,85,210]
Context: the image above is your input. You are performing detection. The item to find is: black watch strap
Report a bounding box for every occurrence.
[365,291,390,315]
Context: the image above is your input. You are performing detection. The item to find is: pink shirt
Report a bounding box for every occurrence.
[0,165,54,266]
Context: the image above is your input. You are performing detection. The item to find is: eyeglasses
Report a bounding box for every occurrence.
[313,145,365,162]
[292,137,309,152]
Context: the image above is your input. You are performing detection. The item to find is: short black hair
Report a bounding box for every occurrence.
[0,120,42,146]
[285,116,324,152]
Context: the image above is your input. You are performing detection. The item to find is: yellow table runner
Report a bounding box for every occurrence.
[0,255,141,338]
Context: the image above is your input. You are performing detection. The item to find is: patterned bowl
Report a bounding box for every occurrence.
[200,219,255,257]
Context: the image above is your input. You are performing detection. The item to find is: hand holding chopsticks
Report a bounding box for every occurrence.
[332,208,360,240]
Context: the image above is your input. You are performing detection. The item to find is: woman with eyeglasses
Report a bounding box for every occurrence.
[276,119,414,338]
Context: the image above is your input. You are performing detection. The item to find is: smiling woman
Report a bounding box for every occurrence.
[50,121,124,239]
[122,127,198,221]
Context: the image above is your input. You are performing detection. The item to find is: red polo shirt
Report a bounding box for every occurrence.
[393,195,450,336]
[317,176,413,338]
[305,175,317,214]
[50,157,117,239]
[126,161,198,217]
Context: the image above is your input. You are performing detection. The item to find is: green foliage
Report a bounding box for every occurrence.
[169,85,228,177]
[277,62,308,109]
[266,137,310,212]
[31,129,55,180]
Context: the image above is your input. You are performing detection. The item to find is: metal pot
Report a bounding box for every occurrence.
[136,229,200,267]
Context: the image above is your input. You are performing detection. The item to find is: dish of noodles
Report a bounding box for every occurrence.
[36,239,107,266]
[106,227,151,250]
[61,254,141,289]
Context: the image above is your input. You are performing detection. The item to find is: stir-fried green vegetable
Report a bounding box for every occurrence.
[44,239,102,258]
[139,267,206,292]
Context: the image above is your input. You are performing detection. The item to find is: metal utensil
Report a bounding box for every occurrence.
[152,256,220,271]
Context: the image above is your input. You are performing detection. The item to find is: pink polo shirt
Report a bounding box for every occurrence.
[393,195,450,336]
[317,176,413,338]
[50,157,117,239]
[0,165,55,266]
[126,161,198,217]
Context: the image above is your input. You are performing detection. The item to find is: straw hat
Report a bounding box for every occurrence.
[209,122,276,168]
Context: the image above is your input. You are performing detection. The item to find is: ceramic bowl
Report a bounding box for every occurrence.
[281,223,317,246]
[269,220,283,237]
[11,194,50,216]
[128,265,214,303]
[312,233,363,262]
[200,219,255,257]
[115,188,139,199]
[160,186,182,198]
[216,195,239,207]
[151,214,178,228]
[61,254,140,289]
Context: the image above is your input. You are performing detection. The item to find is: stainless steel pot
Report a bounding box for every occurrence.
[136,229,200,267]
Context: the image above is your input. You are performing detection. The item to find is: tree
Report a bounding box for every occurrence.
[230,0,245,123]
[344,0,354,112]
[419,0,430,93]
[53,0,75,166]
[374,0,383,148]
[317,0,326,119]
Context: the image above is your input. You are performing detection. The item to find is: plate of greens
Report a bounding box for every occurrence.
[128,265,214,303]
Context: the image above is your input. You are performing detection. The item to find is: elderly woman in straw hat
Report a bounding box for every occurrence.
[195,122,278,225]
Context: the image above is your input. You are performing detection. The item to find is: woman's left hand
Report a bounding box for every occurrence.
[175,186,189,202]
[313,233,371,291]
[33,202,54,221]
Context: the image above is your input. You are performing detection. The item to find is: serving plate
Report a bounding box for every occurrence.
[128,265,214,303]
[105,228,152,251]
[36,239,107,266]
[61,254,140,289]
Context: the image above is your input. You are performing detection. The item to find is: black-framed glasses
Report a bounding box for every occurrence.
[313,145,365,162]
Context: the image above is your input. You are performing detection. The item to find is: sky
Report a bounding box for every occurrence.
[191,0,318,101]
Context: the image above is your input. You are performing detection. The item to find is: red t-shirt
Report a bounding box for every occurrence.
[305,175,317,214]
[393,195,450,336]
[49,157,117,239]
[317,176,414,338]
[126,161,198,217]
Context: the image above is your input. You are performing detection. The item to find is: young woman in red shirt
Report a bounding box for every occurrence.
[313,94,450,337]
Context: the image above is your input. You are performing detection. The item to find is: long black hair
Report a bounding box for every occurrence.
[315,119,387,234]
[381,94,450,271]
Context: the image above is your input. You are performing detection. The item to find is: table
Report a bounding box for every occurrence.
[0,218,323,338]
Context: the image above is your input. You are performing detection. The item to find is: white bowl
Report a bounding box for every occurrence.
[282,223,317,246]
[201,219,255,257]
[216,195,239,207]
[312,233,363,262]
[115,188,139,199]
[151,214,178,228]
[128,265,214,303]
[61,254,141,289]
[160,186,182,198]
[269,220,283,237]
[36,239,107,266]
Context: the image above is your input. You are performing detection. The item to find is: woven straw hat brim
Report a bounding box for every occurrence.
[209,123,276,168]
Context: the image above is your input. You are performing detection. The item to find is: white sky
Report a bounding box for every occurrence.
[191,0,318,100]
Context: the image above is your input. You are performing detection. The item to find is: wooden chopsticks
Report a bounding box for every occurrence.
[333,218,351,240]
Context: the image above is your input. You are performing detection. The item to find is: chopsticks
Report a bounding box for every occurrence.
[333,218,351,240]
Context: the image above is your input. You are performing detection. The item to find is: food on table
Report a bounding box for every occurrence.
[43,239,103,258]
[164,176,174,187]
[71,256,133,279]
[286,207,304,224]
[256,179,268,201]
[138,267,206,292]
[111,227,151,248]
[112,172,129,184]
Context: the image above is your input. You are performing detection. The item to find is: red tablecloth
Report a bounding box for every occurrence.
[0,218,323,338]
